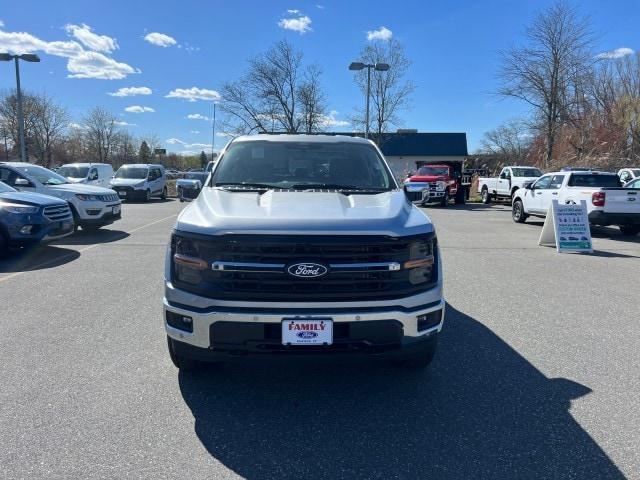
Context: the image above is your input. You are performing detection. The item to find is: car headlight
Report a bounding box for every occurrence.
[0,203,39,214]
[75,194,100,201]
[405,236,437,285]
[436,181,446,191]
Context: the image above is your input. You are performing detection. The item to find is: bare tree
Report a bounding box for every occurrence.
[82,107,121,163]
[30,94,69,167]
[498,2,593,167]
[351,38,415,138]
[219,40,327,135]
[0,90,39,160]
[481,119,533,165]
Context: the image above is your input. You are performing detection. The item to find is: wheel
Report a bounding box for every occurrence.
[391,335,438,369]
[454,187,466,205]
[619,225,640,236]
[440,190,449,207]
[145,189,151,202]
[512,199,527,223]
[167,336,207,371]
[481,188,491,204]
[161,187,167,200]
[179,199,184,203]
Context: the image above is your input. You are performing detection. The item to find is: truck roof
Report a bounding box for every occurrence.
[61,162,110,167]
[232,134,374,145]
[118,163,165,168]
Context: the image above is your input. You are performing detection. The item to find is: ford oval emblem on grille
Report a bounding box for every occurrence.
[297,331,318,339]
[287,262,328,278]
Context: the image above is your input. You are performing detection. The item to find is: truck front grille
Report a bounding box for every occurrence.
[170,233,438,302]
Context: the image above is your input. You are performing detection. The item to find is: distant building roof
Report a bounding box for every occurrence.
[325,132,468,157]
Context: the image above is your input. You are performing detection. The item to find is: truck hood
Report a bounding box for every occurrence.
[176,188,433,237]
[110,178,145,187]
[0,191,67,207]
[47,184,116,195]
[407,175,447,183]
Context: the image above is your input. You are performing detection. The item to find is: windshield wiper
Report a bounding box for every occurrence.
[290,183,388,191]
[214,182,278,190]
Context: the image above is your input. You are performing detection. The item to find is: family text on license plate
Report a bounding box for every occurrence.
[282,318,333,345]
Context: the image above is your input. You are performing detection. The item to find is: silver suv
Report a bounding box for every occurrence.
[164,135,445,370]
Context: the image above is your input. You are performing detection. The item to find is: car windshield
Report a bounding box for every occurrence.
[0,180,16,193]
[13,165,68,185]
[417,166,449,176]
[58,166,89,178]
[115,167,148,179]
[211,140,395,191]
[568,174,621,187]
[512,168,542,177]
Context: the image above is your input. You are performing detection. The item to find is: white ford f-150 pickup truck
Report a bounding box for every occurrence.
[164,134,445,371]
[511,170,640,236]
[478,166,543,203]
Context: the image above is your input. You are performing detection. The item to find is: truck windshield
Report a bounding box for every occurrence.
[511,168,542,177]
[58,166,90,178]
[115,167,148,179]
[212,140,395,190]
[417,166,449,176]
[568,174,621,187]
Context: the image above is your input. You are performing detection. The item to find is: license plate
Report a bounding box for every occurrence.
[282,318,333,345]
[112,205,121,214]
[117,191,126,198]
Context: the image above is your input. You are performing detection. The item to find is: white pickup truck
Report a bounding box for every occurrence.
[511,170,640,236]
[478,166,543,203]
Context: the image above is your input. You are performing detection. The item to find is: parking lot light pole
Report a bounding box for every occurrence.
[0,53,41,162]
[348,61,390,140]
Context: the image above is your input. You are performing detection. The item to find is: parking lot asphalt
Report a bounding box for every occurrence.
[1,199,639,479]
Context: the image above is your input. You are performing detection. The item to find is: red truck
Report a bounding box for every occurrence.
[403,163,468,206]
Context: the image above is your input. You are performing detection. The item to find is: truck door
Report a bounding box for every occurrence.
[528,175,552,213]
[497,168,511,196]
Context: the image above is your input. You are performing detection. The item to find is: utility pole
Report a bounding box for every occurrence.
[211,102,216,162]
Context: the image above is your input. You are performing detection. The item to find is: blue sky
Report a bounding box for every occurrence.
[1,0,638,154]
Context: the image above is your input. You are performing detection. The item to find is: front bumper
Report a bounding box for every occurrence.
[77,202,122,226]
[2,214,74,245]
[589,211,640,226]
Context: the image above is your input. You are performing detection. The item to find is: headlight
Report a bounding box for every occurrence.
[0,203,39,214]
[436,181,446,191]
[172,233,206,284]
[405,236,437,285]
[75,194,100,201]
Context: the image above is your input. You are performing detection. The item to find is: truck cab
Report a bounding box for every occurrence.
[478,166,542,203]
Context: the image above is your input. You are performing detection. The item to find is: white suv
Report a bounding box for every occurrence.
[0,162,122,231]
[110,164,167,201]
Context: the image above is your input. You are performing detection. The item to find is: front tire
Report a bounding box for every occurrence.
[619,225,640,236]
[392,335,438,369]
[145,189,151,202]
[512,199,527,223]
[167,336,207,371]
[481,188,491,204]
[161,187,167,200]
[440,190,449,207]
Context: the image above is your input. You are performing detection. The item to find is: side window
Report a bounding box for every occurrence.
[534,175,552,189]
[620,172,630,183]
[504,169,511,179]
[0,168,18,186]
[88,168,98,180]
[147,169,155,180]
[549,175,565,189]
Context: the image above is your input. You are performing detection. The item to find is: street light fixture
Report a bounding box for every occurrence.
[348,61,390,139]
[0,53,41,162]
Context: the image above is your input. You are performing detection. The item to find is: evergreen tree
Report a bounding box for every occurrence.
[199,150,207,168]
[138,140,152,163]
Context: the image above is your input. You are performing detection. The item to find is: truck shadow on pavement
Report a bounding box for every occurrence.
[178,305,624,479]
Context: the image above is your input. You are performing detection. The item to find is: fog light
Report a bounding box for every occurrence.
[166,310,193,333]
[417,310,442,332]
[20,225,34,234]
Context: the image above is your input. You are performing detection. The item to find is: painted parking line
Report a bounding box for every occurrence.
[0,214,177,284]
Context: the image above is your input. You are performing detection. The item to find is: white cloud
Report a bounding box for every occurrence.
[108,86,152,97]
[69,122,85,130]
[64,23,118,53]
[0,29,139,79]
[187,113,210,121]
[320,110,350,128]
[316,4,324,9]
[190,130,200,134]
[144,32,177,47]
[278,14,312,34]
[366,26,392,41]
[113,120,137,126]
[596,47,635,59]
[166,138,186,145]
[124,105,154,113]
[287,9,300,14]
[188,143,212,149]
[166,138,212,149]
[166,87,220,102]
[0,19,4,28]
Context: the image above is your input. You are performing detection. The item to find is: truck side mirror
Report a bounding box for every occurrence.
[524,181,533,190]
